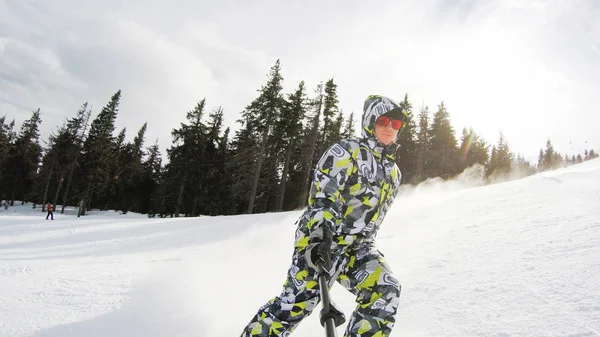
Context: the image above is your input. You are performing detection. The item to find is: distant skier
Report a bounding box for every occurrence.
[239,95,409,337]
[46,202,54,220]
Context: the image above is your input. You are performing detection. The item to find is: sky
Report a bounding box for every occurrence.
[1,0,599,164]
[1,158,599,336]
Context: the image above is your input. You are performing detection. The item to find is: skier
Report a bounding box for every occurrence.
[45,202,54,220]
[240,95,409,337]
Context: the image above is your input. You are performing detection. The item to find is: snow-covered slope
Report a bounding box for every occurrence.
[1,159,599,337]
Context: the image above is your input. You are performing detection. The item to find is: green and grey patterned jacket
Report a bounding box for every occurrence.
[295,95,404,256]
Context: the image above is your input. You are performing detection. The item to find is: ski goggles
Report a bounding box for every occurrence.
[376,116,404,130]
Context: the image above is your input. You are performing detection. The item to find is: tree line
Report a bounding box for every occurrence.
[1,60,597,217]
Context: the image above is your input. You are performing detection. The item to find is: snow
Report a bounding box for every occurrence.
[1,159,600,337]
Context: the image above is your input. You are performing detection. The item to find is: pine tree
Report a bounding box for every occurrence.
[486,132,513,176]
[78,90,121,214]
[0,116,16,200]
[341,111,356,139]
[537,149,544,170]
[320,78,340,150]
[496,132,513,172]
[113,123,147,213]
[459,127,490,170]
[228,105,260,214]
[160,100,228,217]
[582,149,598,160]
[6,109,43,205]
[552,152,563,167]
[203,107,229,215]
[296,82,323,208]
[429,102,459,179]
[541,139,562,169]
[543,139,555,169]
[59,103,92,213]
[141,139,162,216]
[331,110,344,144]
[37,134,60,212]
[155,161,179,217]
[238,59,285,214]
[105,127,127,211]
[166,99,210,217]
[188,101,211,216]
[215,127,233,214]
[414,105,431,183]
[273,81,308,211]
[396,93,417,184]
[487,146,498,177]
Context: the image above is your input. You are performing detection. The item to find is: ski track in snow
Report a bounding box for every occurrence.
[1,158,599,337]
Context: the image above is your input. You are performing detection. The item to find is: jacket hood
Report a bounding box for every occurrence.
[361,95,403,140]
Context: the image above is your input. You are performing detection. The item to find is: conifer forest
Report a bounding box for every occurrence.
[1,60,597,217]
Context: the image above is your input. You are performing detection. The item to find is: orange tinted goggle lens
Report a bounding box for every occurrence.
[376,116,403,130]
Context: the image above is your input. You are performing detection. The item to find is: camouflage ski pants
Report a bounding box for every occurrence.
[240,245,401,337]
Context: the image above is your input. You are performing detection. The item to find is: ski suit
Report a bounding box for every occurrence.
[46,203,54,220]
[241,95,404,337]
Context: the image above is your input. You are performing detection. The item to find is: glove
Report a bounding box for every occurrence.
[306,241,332,272]
[305,226,334,272]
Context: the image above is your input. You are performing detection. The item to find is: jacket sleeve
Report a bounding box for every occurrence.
[305,142,355,245]
[386,166,402,205]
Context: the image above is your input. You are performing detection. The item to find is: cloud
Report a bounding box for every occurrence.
[0,1,269,153]
[1,0,598,163]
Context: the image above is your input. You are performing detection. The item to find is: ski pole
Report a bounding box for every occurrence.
[317,267,346,337]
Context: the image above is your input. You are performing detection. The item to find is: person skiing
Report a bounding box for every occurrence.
[240,95,409,337]
[46,202,54,220]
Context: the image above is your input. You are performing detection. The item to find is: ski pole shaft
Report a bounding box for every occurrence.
[319,273,338,337]
[324,317,337,337]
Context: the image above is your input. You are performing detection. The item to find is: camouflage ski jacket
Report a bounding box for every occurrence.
[295,95,403,254]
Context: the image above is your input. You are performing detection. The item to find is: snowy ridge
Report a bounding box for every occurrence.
[1,159,599,337]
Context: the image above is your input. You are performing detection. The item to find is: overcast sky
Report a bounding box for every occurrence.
[1,0,599,164]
